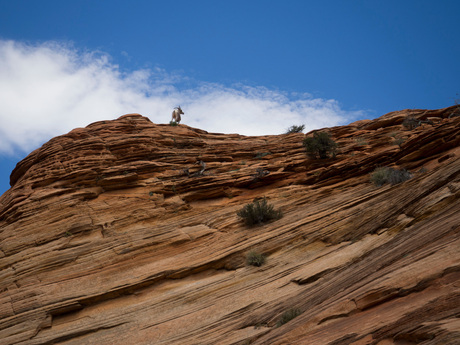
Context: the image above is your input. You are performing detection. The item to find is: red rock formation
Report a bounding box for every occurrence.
[0,106,459,345]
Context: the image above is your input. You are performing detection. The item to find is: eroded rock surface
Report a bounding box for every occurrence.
[1,106,459,345]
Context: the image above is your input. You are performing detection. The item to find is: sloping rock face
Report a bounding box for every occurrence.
[0,106,459,345]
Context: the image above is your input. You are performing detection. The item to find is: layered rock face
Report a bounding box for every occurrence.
[0,107,459,345]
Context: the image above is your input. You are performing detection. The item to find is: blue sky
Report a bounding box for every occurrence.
[0,0,459,196]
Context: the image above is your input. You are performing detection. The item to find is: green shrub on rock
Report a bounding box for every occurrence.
[303,131,338,159]
[402,116,420,130]
[370,167,412,187]
[286,124,305,134]
[237,197,282,226]
[246,250,266,267]
[276,308,301,327]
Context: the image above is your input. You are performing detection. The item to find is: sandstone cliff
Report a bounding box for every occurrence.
[0,106,459,345]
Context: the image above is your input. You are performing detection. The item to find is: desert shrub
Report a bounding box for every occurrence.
[355,137,368,146]
[255,152,271,159]
[286,124,305,134]
[246,250,266,267]
[169,120,178,126]
[449,97,460,118]
[370,167,412,187]
[387,168,412,185]
[303,131,338,159]
[418,167,428,174]
[237,197,283,226]
[402,116,420,130]
[276,308,301,327]
[450,100,460,118]
[370,167,389,187]
[393,137,405,148]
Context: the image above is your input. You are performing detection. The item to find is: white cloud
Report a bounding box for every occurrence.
[0,40,365,154]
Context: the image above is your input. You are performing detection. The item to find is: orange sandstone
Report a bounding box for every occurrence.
[0,106,459,344]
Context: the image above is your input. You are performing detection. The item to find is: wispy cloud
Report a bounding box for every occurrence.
[0,40,365,155]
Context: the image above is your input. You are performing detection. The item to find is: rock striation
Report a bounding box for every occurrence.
[0,106,459,345]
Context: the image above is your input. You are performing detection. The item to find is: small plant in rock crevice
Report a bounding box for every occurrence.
[355,137,368,146]
[418,167,428,174]
[393,137,405,148]
[449,96,460,118]
[255,152,271,159]
[246,250,266,267]
[370,167,412,187]
[276,308,302,327]
[402,116,420,130]
[237,197,283,226]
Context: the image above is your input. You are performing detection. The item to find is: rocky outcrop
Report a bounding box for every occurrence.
[0,106,459,345]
